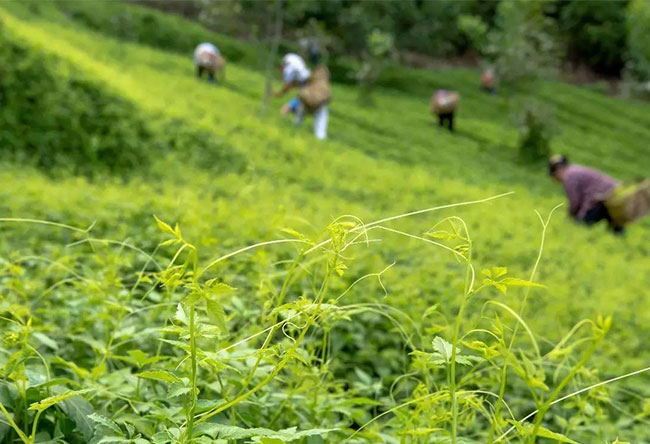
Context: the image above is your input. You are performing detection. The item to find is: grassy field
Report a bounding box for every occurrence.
[1,2,650,443]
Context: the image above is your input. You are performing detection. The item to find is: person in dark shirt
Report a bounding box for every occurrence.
[549,155,624,233]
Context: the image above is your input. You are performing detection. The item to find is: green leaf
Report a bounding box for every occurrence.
[29,389,90,412]
[500,277,546,289]
[205,280,236,294]
[59,396,95,441]
[32,332,58,350]
[135,370,180,384]
[175,303,188,325]
[153,215,176,237]
[167,384,191,398]
[334,262,348,277]
[426,230,456,240]
[127,350,149,369]
[432,336,454,362]
[205,299,229,334]
[126,350,162,369]
[97,437,131,444]
[88,413,123,436]
[281,228,309,242]
[535,426,581,444]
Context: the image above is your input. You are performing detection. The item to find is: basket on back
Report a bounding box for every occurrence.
[606,179,650,226]
[197,50,225,74]
[298,66,332,112]
[431,91,460,114]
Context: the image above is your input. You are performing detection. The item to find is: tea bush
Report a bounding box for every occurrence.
[0,28,151,174]
[0,26,245,176]
[1,3,650,443]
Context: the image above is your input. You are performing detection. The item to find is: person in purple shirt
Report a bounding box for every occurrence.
[549,154,623,234]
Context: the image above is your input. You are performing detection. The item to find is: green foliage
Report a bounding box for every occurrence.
[0,29,150,175]
[53,0,255,66]
[487,0,560,92]
[515,99,555,162]
[355,29,396,105]
[0,25,244,176]
[1,3,650,444]
[457,14,489,56]
[625,0,650,93]
[557,0,628,75]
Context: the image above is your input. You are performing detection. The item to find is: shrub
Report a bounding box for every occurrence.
[0,29,151,175]
[0,27,245,176]
[515,98,555,162]
[53,0,255,66]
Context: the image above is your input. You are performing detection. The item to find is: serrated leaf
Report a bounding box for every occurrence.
[167,384,191,398]
[29,389,90,412]
[127,350,149,369]
[205,280,236,294]
[432,336,454,362]
[88,413,123,435]
[175,303,188,325]
[59,396,95,441]
[135,370,180,384]
[205,299,229,334]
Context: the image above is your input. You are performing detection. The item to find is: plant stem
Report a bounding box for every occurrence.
[526,338,600,444]
[184,301,198,443]
[30,410,42,443]
[450,243,473,444]
[487,207,557,444]
[195,257,336,427]
[0,401,30,444]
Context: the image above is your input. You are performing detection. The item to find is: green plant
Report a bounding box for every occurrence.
[515,98,555,162]
[624,0,650,97]
[486,0,559,93]
[1,3,650,443]
[355,29,396,105]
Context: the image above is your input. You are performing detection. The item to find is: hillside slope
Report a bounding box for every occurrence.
[1,3,650,442]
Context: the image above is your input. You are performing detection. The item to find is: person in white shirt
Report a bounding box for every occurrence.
[193,42,221,83]
[275,53,329,140]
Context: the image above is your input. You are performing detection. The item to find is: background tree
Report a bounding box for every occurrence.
[486,0,560,93]
[556,0,628,76]
[484,0,560,162]
[355,29,396,105]
[624,0,650,97]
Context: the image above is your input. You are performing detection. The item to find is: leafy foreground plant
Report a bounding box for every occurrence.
[0,196,647,444]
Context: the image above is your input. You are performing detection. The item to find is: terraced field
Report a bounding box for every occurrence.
[1,2,649,443]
